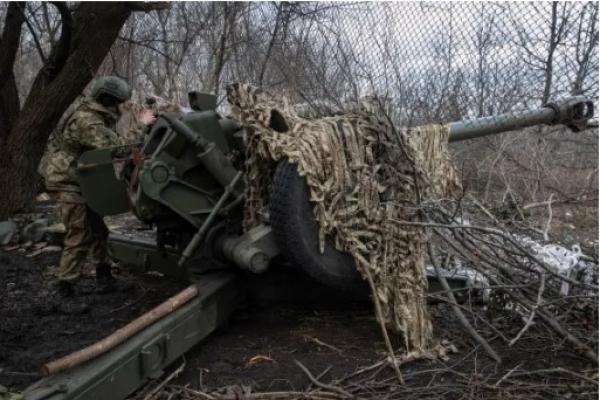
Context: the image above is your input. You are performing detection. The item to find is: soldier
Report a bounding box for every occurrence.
[45,76,155,297]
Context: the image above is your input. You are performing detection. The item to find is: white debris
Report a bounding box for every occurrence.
[430,229,598,302]
[516,234,598,296]
[427,257,491,303]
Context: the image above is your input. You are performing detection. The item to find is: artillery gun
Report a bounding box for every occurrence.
[77,94,593,290]
[23,95,593,400]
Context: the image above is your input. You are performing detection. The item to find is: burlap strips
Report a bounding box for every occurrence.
[227,83,460,352]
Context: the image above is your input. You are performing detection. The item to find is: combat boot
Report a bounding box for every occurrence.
[95,263,117,293]
[54,281,89,314]
[95,263,133,293]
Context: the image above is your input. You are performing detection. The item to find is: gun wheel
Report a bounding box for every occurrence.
[269,159,366,291]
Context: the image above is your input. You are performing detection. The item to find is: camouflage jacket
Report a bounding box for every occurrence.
[45,98,132,193]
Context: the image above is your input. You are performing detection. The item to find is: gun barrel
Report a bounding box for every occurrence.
[448,96,594,142]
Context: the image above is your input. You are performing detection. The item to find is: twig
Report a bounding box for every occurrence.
[541,193,554,241]
[175,386,344,400]
[522,195,557,210]
[393,217,597,290]
[361,265,405,385]
[143,357,186,400]
[303,335,343,354]
[435,226,599,364]
[427,243,502,364]
[467,194,501,225]
[335,360,386,384]
[18,5,47,64]
[307,366,333,391]
[509,367,599,386]
[494,363,522,386]
[294,360,355,399]
[509,273,545,347]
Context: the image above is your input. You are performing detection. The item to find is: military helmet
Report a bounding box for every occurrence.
[91,76,131,103]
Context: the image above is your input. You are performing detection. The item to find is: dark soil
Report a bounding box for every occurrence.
[0,249,186,390]
[0,243,596,398]
[172,293,596,397]
[180,301,383,392]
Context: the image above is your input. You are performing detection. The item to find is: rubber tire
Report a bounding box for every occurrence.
[270,159,367,291]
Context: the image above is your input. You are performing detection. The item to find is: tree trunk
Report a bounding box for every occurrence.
[0,2,25,140]
[0,3,135,218]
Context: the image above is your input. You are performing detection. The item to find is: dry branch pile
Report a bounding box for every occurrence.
[136,357,598,400]
[417,199,599,364]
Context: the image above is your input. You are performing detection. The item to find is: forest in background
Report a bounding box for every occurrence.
[0,1,598,221]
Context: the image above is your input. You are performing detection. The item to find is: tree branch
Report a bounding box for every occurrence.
[19,4,47,64]
[0,2,26,86]
[128,2,170,12]
[44,1,73,80]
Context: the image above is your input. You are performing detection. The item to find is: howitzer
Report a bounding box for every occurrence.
[23,95,593,400]
[75,94,594,291]
[448,96,593,142]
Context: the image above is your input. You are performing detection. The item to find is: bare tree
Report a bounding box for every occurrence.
[571,2,598,95]
[0,2,167,218]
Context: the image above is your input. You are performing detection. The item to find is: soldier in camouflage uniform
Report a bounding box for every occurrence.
[45,76,154,297]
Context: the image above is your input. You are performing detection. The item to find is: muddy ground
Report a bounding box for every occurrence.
[163,300,596,397]
[0,249,186,390]
[0,202,597,397]
[0,246,596,398]
[169,203,598,397]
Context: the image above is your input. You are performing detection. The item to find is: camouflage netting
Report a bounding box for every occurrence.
[227,83,461,352]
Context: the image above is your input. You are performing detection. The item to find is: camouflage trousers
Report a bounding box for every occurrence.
[51,192,109,282]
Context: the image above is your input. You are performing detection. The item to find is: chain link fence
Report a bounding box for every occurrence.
[106,2,598,128]
[105,1,597,202]
[257,2,598,127]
